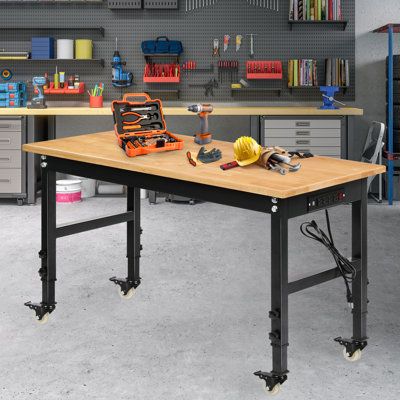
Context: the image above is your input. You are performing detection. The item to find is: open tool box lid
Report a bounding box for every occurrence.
[112,92,184,157]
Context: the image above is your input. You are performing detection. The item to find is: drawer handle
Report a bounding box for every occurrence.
[0,138,11,144]
[296,140,311,145]
[295,131,311,136]
[296,149,311,153]
[0,157,11,161]
[0,124,11,129]
[0,178,10,183]
[295,121,311,127]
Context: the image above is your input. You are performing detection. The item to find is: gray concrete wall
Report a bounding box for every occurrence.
[354,0,400,157]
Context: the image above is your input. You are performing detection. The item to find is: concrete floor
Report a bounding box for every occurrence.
[0,197,399,400]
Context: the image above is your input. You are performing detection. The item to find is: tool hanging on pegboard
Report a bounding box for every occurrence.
[186,0,279,11]
[246,0,279,11]
[186,0,218,11]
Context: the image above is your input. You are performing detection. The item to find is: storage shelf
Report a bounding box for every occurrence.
[231,88,282,95]
[288,20,348,31]
[373,24,400,34]
[1,26,105,37]
[144,89,180,99]
[288,85,349,93]
[0,58,105,67]
[144,54,181,63]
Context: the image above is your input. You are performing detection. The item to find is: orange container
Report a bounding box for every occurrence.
[112,93,184,157]
[90,95,103,108]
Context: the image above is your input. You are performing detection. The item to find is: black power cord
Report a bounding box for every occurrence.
[300,210,357,307]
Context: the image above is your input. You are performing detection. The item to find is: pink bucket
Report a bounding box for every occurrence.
[56,180,82,203]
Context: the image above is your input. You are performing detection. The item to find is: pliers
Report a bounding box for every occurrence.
[122,111,152,125]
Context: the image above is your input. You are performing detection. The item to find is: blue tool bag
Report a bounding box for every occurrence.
[141,37,183,55]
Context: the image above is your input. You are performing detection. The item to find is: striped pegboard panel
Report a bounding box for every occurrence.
[108,0,142,9]
[0,0,355,104]
[144,0,178,9]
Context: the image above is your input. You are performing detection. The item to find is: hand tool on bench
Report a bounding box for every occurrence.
[121,111,158,124]
[187,104,214,145]
[120,106,155,113]
[197,146,222,163]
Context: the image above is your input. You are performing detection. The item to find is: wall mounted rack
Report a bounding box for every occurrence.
[288,20,348,31]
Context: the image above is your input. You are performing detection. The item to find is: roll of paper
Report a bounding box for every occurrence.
[57,39,74,59]
[75,39,93,60]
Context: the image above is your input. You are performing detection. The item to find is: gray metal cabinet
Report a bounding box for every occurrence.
[262,116,347,159]
[0,117,26,205]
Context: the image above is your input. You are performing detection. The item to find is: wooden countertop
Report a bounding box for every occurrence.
[0,106,363,116]
[23,131,383,199]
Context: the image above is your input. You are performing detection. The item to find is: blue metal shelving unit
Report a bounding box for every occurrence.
[373,24,400,205]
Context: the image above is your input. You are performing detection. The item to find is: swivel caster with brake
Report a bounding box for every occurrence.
[118,287,136,299]
[24,301,55,324]
[343,348,362,362]
[35,312,49,325]
[254,371,287,396]
[334,337,367,363]
[110,276,141,299]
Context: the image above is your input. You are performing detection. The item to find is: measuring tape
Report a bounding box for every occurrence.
[1,69,13,81]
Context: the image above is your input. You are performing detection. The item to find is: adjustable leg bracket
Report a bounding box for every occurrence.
[334,337,368,357]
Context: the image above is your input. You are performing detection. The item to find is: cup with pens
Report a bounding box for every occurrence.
[88,83,104,108]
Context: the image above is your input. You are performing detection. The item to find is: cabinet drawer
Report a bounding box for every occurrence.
[0,131,21,150]
[0,169,21,193]
[284,146,341,157]
[0,150,21,168]
[266,137,341,147]
[264,119,341,130]
[265,128,341,138]
[0,119,21,132]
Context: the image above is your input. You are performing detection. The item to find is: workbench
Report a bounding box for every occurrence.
[23,132,383,395]
[0,106,363,205]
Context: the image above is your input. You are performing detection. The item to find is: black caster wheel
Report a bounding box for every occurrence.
[17,198,24,206]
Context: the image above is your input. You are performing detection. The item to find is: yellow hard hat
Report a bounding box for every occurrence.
[234,136,262,166]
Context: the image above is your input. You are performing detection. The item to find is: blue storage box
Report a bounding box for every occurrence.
[0,82,27,93]
[31,37,54,59]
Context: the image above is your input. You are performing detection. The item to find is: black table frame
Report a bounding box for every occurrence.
[25,155,368,392]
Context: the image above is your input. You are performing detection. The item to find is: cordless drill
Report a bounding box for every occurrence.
[187,104,213,145]
[28,76,47,109]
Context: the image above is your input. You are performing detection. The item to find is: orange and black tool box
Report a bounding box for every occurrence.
[112,92,184,157]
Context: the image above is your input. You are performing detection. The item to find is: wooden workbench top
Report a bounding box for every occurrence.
[23,132,384,199]
[0,106,363,116]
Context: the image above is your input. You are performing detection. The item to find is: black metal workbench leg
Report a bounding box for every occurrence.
[335,179,368,360]
[352,179,368,341]
[110,187,142,298]
[25,156,57,322]
[255,199,289,394]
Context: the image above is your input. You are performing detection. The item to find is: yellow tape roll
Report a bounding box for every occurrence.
[75,39,93,60]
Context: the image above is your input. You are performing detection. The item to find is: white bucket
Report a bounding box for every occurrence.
[56,179,82,203]
[66,175,96,198]
[57,39,74,59]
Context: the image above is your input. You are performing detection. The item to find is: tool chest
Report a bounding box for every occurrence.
[112,92,184,157]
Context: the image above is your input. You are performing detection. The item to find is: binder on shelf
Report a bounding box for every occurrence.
[325,58,349,87]
[289,0,342,21]
[288,59,318,87]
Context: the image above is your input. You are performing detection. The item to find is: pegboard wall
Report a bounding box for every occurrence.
[0,0,355,104]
